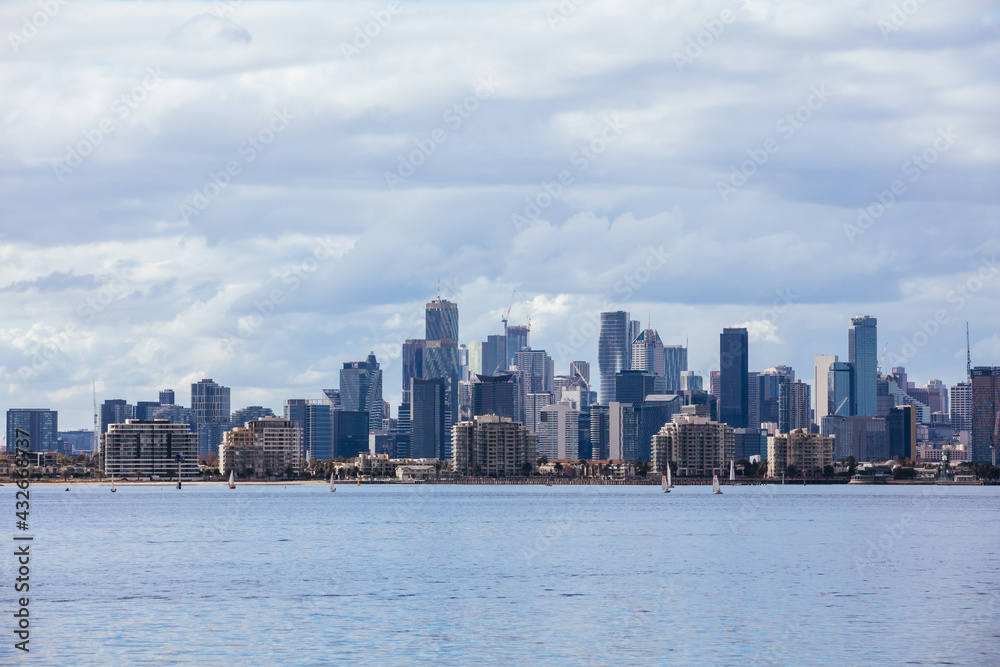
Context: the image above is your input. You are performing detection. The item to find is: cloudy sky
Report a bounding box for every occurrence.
[1,0,998,429]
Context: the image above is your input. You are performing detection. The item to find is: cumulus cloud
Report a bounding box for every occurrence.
[166,14,252,50]
[0,0,997,426]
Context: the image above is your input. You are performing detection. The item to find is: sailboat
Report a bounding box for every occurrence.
[330,472,336,493]
[729,459,735,483]
[667,464,674,489]
[229,469,236,490]
[712,473,722,494]
[110,475,116,493]
[661,472,670,493]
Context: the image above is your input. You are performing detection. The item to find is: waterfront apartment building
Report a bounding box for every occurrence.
[537,403,580,460]
[102,420,199,479]
[220,417,301,478]
[767,430,833,478]
[650,415,734,477]
[452,415,536,476]
[6,408,59,453]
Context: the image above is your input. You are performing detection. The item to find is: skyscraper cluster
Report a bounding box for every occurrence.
[6,300,999,476]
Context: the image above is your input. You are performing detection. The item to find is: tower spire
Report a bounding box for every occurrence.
[967,322,972,381]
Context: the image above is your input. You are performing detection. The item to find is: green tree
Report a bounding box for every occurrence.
[823,465,835,478]
[786,465,797,478]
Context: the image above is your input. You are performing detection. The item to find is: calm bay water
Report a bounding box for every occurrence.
[2,483,998,665]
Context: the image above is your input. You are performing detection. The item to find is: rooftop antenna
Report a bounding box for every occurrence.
[967,322,972,381]
[93,379,99,461]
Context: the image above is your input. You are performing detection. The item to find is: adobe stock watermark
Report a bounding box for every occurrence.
[383,76,500,190]
[716,84,833,202]
[15,268,133,382]
[221,236,346,349]
[53,66,166,182]
[877,0,928,40]
[545,0,587,30]
[843,126,959,244]
[887,256,999,368]
[178,107,295,222]
[340,1,402,61]
[672,1,749,72]
[8,0,67,52]
[553,244,668,359]
[510,115,627,232]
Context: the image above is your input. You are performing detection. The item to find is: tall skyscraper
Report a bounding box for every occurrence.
[778,381,811,434]
[191,379,231,456]
[471,374,517,420]
[570,361,590,383]
[340,353,383,432]
[950,382,972,432]
[538,403,580,460]
[6,409,58,453]
[423,298,461,438]
[590,404,610,460]
[284,400,333,460]
[848,316,878,417]
[663,345,688,391]
[100,399,134,434]
[828,362,854,417]
[719,327,749,428]
[680,371,703,392]
[410,377,447,459]
[971,367,1000,463]
[401,339,426,400]
[598,311,631,404]
[505,325,530,369]
[425,298,459,341]
[333,410,369,459]
[887,405,916,460]
[231,406,275,428]
[158,389,175,405]
[631,328,664,377]
[813,354,838,423]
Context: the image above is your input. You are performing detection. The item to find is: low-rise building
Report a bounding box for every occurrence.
[767,429,833,478]
[102,420,199,479]
[220,417,301,479]
[650,415,733,477]
[452,415,536,476]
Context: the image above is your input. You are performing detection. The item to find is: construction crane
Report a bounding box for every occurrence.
[989,398,1000,466]
[522,295,531,348]
[93,379,99,461]
[495,290,517,375]
[876,342,889,375]
[834,395,850,416]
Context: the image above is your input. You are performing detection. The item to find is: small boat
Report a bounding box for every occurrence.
[667,464,674,489]
[729,459,736,482]
[65,488,69,492]
[661,472,670,493]
[330,472,336,493]
[111,475,116,493]
[229,470,236,490]
[712,473,722,495]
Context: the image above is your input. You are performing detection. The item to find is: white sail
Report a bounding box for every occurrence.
[729,459,735,482]
[661,472,668,492]
[330,472,336,492]
[712,473,722,494]
[667,465,673,488]
[229,469,235,488]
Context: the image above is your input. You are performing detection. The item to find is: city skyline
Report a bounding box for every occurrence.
[6,299,998,431]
